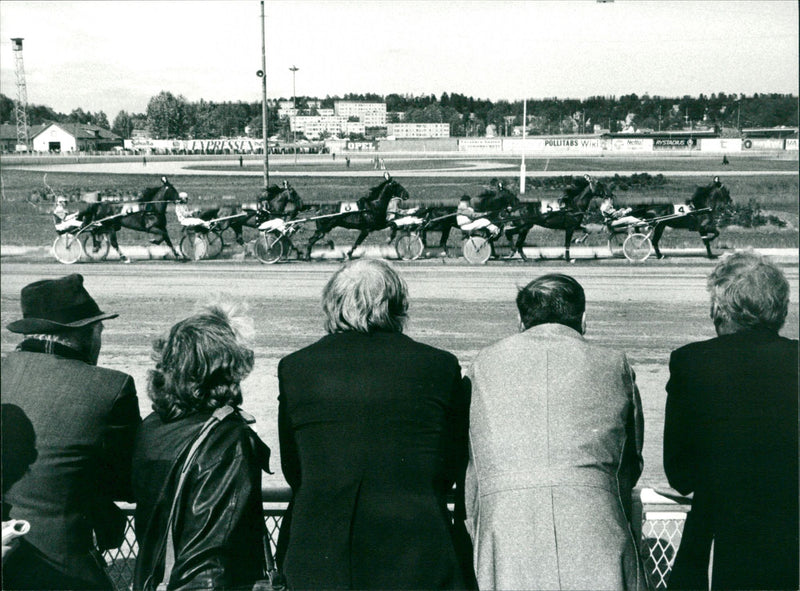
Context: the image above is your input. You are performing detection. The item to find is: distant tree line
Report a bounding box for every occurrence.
[1,91,797,141]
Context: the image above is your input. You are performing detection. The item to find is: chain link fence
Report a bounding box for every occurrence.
[104,487,689,590]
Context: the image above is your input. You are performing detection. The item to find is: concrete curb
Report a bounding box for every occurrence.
[3,243,797,264]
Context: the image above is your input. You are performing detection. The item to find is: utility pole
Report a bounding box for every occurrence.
[520,99,527,194]
[290,65,299,164]
[11,38,30,152]
[259,1,269,188]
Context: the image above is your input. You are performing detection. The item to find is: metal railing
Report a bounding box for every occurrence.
[103,486,689,591]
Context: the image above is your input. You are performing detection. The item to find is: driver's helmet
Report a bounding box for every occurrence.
[178,191,189,203]
[383,171,391,181]
[282,180,289,189]
[56,196,68,204]
[584,174,593,183]
[713,176,721,185]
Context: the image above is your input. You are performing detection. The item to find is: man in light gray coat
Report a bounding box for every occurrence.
[465,274,649,590]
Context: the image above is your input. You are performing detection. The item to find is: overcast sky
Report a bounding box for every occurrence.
[0,0,797,119]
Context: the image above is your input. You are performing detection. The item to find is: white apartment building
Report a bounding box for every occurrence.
[290,115,345,139]
[334,101,387,127]
[289,115,366,139]
[387,123,450,138]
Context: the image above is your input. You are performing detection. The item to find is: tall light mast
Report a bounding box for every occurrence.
[11,38,30,152]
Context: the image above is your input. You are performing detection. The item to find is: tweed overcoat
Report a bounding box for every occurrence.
[465,323,649,591]
[2,349,141,589]
[277,331,475,590]
[664,328,798,590]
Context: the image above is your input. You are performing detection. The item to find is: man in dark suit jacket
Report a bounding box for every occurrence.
[277,259,475,590]
[664,252,798,590]
[2,274,141,590]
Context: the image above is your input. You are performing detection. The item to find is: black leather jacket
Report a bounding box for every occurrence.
[132,409,272,590]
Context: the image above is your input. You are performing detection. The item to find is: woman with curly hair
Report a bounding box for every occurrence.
[132,306,272,591]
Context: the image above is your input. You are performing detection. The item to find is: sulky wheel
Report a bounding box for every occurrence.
[79,232,110,261]
[181,233,209,261]
[53,234,83,264]
[622,233,653,262]
[395,232,424,261]
[462,236,492,264]
[205,230,224,259]
[607,232,626,257]
[255,230,284,264]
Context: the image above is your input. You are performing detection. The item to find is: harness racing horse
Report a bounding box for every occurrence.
[633,184,732,259]
[82,176,183,260]
[197,183,306,247]
[504,179,611,262]
[304,178,409,260]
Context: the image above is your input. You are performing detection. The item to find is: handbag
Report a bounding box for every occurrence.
[253,537,286,591]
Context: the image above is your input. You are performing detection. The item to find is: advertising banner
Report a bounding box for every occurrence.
[653,138,697,150]
[541,137,602,153]
[459,138,503,152]
[785,138,798,151]
[186,139,262,152]
[741,138,784,150]
[699,138,742,153]
[502,138,602,154]
[346,141,376,151]
[607,138,654,152]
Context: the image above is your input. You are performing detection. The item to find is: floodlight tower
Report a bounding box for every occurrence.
[11,38,30,151]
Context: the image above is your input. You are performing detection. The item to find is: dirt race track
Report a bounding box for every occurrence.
[2,259,797,492]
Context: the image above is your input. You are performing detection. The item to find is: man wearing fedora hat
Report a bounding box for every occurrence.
[2,274,141,590]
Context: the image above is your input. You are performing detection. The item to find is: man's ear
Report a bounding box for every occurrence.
[581,312,587,335]
[517,312,525,333]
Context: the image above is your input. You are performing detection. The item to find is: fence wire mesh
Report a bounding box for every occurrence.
[104,505,686,590]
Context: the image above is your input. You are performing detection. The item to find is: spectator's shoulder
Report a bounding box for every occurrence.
[94,364,134,384]
[671,336,717,359]
[472,332,523,366]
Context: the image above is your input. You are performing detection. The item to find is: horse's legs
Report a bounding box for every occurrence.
[438,225,452,250]
[651,223,667,259]
[386,224,398,245]
[304,228,327,260]
[563,228,573,262]
[348,230,370,259]
[229,220,245,246]
[514,226,531,261]
[107,229,128,263]
[156,227,180,258]
[701,226,720,258]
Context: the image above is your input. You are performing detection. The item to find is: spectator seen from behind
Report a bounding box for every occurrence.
[277,259,475,589]
[663,252,798,590]
[132,305,273,591]
[2,274,141,590]
[465,273,649,590]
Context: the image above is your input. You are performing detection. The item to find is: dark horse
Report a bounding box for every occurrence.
[632,184,732,259]
[83,176,183,260]
[503,179,611,262]
[304,178,409,259]
[198,183,305,247]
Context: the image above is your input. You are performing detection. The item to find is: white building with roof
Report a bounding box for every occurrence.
[334,101,387,127]
[386,123,450,138]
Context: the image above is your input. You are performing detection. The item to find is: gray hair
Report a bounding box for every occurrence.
[322,259,408,334]
[708,251,790,332]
